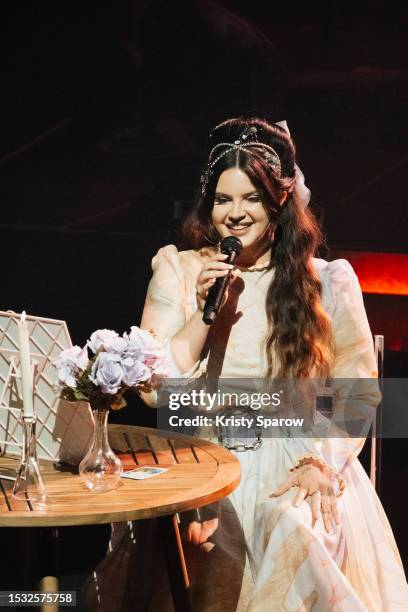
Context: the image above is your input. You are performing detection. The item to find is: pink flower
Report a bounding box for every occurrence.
[127,326,170,378]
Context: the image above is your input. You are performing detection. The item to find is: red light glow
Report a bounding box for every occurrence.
[332,252,408,296]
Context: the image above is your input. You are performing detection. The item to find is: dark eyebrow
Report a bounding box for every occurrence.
[214,190,261,198]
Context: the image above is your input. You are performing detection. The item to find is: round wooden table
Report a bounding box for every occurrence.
[0,425,241,611]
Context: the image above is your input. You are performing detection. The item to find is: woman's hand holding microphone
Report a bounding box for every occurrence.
[195,252,241,313]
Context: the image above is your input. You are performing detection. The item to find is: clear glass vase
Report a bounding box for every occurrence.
[13,415,47,503]
[78,401,123,492]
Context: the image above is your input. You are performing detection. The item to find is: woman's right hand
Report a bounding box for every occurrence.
[195,253,240,312]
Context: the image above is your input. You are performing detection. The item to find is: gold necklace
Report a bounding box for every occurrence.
[236,260,272,272]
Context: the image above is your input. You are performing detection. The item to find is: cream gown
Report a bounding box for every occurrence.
[83,245,408,612]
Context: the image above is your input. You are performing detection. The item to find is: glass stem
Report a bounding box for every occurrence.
[21,417,37,465]
[93,409,109,451]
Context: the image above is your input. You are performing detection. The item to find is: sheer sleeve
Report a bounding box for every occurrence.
[139,245,206,407]
[320,259,381,473]
[290,259,380,477]
[140,244,186,342]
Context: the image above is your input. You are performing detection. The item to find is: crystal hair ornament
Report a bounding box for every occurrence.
[200,125,282,196]
[201,120,311,208]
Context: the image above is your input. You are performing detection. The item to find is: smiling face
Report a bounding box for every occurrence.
[211,167,272,263]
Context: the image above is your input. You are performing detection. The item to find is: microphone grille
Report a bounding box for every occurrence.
[220,236,243,255]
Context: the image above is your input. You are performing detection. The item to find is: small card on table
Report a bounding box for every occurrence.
[121,466,169,480]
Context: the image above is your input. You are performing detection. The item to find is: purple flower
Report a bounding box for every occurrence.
[87,329,119,354]
[122,357,150,387]
[128,326,157,353]
[122,328,144,358]
[89,352,124,395]
[53,345,88,388]
[108,337,129,354]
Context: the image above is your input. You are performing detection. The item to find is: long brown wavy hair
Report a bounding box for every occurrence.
[180,117,333,378]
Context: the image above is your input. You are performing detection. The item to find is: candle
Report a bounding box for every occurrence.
[17,311,34,418]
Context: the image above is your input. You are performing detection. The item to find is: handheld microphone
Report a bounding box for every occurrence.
[202,236,243,325]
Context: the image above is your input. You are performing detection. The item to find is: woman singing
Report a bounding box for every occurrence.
[84,118,408,611]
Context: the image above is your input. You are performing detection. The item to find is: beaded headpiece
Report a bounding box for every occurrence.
[200,125,281,197]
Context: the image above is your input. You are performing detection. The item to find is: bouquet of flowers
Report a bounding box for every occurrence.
[53,327,169,411]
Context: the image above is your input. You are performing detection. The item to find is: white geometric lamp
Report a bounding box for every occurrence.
[0,310,93,463]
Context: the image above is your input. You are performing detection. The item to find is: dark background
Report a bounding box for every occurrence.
[1,0,407,604]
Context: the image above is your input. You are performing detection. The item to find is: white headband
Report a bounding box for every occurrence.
[275,120,311,208]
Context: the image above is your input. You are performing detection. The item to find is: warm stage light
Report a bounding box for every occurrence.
[332,251,408,296]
